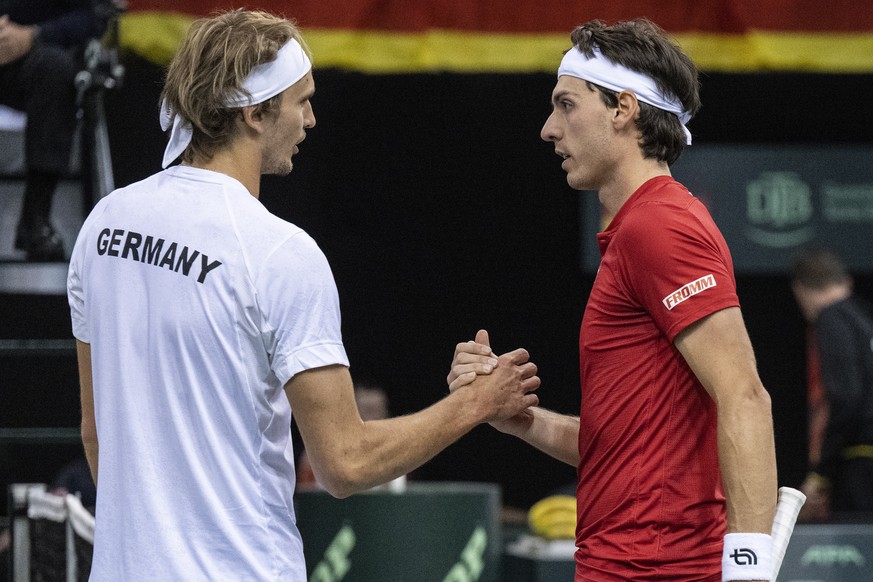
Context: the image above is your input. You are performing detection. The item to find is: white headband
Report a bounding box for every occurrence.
[558,46,692,145]
[160,38,312,168]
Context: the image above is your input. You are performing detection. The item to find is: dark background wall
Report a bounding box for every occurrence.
[3,52,872,510]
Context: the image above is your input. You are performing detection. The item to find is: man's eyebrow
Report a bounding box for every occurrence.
[551,90,571,105]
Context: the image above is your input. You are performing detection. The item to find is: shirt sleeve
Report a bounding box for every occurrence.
[67,244,88,343]
[256,232,349,386]
[66,196,109,344]
[615,199,739,342]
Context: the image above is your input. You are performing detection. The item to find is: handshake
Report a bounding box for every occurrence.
[446,329,540,431]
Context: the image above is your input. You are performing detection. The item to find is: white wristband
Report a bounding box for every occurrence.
[722,533,773,581]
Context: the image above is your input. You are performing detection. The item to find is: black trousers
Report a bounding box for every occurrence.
[0,42,78,175]
[834,456,873,513]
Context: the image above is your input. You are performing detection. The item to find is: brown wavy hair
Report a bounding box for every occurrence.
[160,9,311,164]
[569,19,701,166]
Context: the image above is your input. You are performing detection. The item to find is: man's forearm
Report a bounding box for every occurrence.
[718,384,777,533]
[502,407,580,467]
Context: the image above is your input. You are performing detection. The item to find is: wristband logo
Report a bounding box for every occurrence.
[729,548,759,566]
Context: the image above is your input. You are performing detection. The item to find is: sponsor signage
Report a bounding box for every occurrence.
[663,274,717,310]
[297,482,501,581]
[579,146,873,274]
[778,524,873,582]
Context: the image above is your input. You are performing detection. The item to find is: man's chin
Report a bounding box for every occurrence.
[566,175,587,191]
[265,162,293,177]
[565,170,596,192]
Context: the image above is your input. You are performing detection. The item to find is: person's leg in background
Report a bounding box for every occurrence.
[835,456,873,516]
[0,43,78,261]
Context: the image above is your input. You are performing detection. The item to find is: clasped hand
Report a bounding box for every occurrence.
[448,329,540,430]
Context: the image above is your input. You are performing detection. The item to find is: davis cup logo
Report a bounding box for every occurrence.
[745,171,814,248]
[662,274,717,310]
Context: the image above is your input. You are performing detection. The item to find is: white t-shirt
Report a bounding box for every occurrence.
[67,166,349,581]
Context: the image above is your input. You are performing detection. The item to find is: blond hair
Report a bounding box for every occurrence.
[161,9,311,163]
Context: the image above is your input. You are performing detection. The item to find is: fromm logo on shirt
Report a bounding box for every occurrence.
[662,274,717,310]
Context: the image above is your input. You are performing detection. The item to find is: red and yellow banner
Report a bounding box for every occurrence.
[121,1,873,72]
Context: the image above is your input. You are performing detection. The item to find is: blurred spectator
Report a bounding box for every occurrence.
[791,247,873,521]
[0,526,8,582]
[51,456,96,508]
[0,0,106,261]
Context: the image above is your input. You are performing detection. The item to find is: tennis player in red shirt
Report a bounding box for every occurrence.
[449,18,777,582]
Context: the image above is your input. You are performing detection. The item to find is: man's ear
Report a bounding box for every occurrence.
[240,105,267,134]
[613,90,640,132]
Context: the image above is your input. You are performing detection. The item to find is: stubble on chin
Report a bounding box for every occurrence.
[263,160,293,177]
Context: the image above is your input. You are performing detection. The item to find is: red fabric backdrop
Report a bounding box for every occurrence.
[127,0,871,33]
